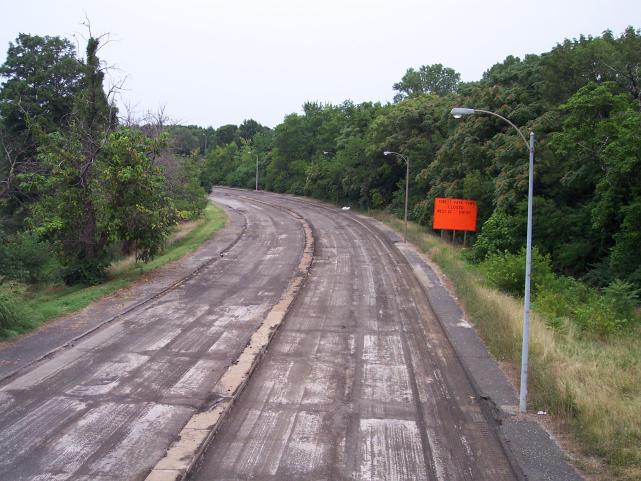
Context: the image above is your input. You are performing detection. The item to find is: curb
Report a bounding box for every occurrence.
[143,202,315,481]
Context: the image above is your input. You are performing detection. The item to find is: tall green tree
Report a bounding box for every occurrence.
[99,130,179,262]
[393,64,461,102]
[0,34,83,199]
[26,37,177,283]
[0,34,83,135]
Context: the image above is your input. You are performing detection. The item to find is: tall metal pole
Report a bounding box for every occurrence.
[519,131,535,413]
[255,154,259,191]
[450,107,535,414]
[383,151,410,242]
[404,156,409,243]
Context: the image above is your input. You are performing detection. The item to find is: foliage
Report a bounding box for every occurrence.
[196,27,641,300]
[0,203,226,340]
[99,130,180,262]
[0,34,84,203]
[470,211,523,261]
[17,37,183,283]
[0,285,28,336]
[393,64,461,102]
[478,247,555,296]
[0,34,83,136]
[0,228,59,283]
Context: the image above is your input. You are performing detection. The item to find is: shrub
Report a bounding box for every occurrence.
[61,258,109,286]
[534,275,589,330]
[0,284,32,337]
[573,296,628,335]
[0,295,21,332]
[603,279,639,319]
[478,247,555,296]
[471,211,523,262]
[0,230,60,283]
[535,277,639,335]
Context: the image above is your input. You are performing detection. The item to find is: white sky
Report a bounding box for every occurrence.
[1,0,640,128]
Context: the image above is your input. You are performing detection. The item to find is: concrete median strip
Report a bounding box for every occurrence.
[144,217,314,481]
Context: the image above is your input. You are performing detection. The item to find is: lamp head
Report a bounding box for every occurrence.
[450,107,476,119]
[383,151,392,156]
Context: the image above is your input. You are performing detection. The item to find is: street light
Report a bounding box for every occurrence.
[450,106,535,414]
[255,153,259,191]
[248,148,260,191]
[383,151,409,243]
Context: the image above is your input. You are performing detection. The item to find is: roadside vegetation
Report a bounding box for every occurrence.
[0,203,225,338]
[374,212,640,481]
[0,33,221,338]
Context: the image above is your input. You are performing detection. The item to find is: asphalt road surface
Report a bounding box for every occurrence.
[0,188,517,481]
[0,192,304,481]
[191,189,516,481]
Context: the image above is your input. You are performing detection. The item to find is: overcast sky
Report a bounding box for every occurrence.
[1,0,640,128]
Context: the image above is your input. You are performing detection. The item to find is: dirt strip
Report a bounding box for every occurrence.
[143,209,315,481]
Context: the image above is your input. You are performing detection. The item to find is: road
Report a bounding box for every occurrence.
[0,193,305,481]
[0,188,516,481]
[191,189,515,481]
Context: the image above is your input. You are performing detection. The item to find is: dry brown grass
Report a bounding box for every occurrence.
[372,211,641,481]
[108,216,206,276]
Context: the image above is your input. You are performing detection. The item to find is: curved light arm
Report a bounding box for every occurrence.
[383,150,409,164]
[450,107,530,151]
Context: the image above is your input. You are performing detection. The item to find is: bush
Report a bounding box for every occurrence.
[471,211,523,262]
[0,284,32,337]
[0,230,60,283]
[534,277,639,335]
[478,247,555,296]
[573,296,631,335]
[533,275,589,330]
[61,258,109,286]
[0,295,21,332]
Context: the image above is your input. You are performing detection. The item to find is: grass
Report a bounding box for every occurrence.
[0,203,226,338]
[370,211,641,481]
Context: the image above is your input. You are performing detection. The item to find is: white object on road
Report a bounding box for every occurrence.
[341,206,351,211]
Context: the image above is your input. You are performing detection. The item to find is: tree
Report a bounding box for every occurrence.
[100,130,179,262]
[168,125,200,155]
[393,64,461,102]
[238,119,267,141]
[26,37,178,284]
[214,124,238,146]
[0,34,83,135]
[0,34,83,199]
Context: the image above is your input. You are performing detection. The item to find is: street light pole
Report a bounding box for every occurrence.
[255,154,259,191]
[450,107,535,414]
[383,151,409,242]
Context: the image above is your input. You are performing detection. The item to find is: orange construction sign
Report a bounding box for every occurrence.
[433,198,478,231]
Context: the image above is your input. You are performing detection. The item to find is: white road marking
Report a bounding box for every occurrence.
[88,403,191,478]
[358,418,427,481]
[362,365,413,404]
[0,397,87,466]
[169,359,221,397]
